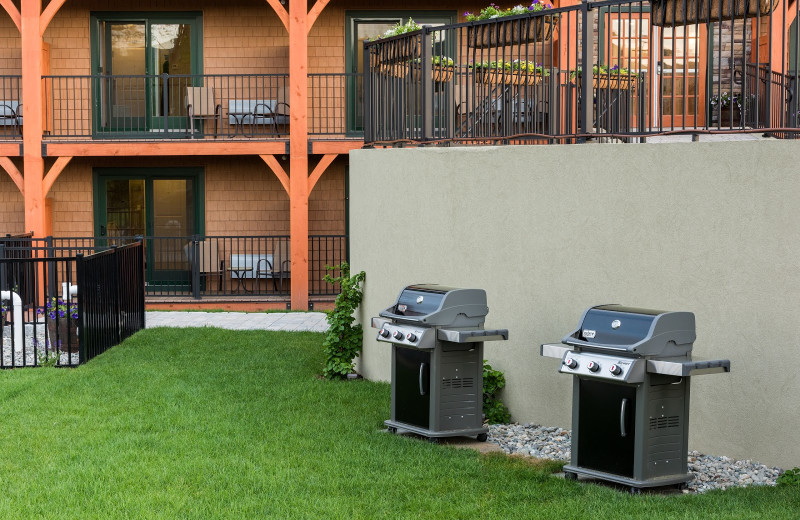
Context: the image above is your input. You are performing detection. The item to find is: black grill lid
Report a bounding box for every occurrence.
[379,285,489,327]
[562,304,696,357]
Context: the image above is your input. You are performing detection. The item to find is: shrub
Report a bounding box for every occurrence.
[777,467,800,487]
[483,360,511,424]
[322,262,366,380]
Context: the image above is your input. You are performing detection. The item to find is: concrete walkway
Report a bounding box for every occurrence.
[145,311,329,332]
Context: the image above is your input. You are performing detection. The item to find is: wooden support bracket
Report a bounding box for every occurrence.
[265,0,289,31]
[0,156,23,195]
[42,156,72,196]
[260,154,290,195]
[0,0,20,32]
[307,154,337,194]
[307,0,332,35]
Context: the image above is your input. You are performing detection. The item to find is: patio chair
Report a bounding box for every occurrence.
[255,248,290,292]
[198,239,223,292]
[0,101,22,136]
[186,87,221,138]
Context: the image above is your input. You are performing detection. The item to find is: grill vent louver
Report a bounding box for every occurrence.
[442,377,474,389]
[649,416,680,430]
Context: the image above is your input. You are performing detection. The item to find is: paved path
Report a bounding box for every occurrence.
[145,311,329,332]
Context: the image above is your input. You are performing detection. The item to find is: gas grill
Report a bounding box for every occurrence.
[541,304,730,491]
[372,285,508,442]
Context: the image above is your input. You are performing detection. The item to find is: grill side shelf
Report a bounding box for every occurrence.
[646,358,731,377]
[540,343,570,359]
[437,328,509,343]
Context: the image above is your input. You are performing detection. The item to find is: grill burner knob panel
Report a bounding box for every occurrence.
[610,364,622,376]
[393,330,405,341]
[406,333,417,342]
[565,358,578,369]
[588,361,600,372]
[379,329,390,338]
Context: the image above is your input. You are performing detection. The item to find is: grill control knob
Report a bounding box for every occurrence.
[378,328,390,338]
[392,330,405,341]
[609,364,622,376]
[564,358,578,369]
[406,333,417,342]
[587,361,600,372]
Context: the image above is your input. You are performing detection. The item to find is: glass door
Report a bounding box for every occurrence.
[92,13,202,137]
[658,24,706,128]
[95,170,202,293]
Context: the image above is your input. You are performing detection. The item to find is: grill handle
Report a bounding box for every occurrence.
[419,363,427,396]
[620,398,628,438]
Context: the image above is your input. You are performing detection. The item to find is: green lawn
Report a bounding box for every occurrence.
[0,328,796,519]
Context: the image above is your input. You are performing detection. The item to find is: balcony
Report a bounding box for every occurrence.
[0,73,364,145]
[363,0,800,146]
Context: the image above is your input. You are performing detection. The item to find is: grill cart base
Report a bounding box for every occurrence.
[374,285,508,442]
[562,465,691,490]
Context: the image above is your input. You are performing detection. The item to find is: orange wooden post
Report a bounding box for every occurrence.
[288,0,310,310]
[556,0,581,142]
[22,0,45,238]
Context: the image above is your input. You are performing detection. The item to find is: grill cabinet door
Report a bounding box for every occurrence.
[394,346,431,429]
[577,379,637,478]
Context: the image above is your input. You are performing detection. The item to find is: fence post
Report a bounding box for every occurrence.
[45,235,56,297]
[0,243,5,291]
[138,239,146,330]
[76,253,85,364]
[580,0,594,144]
[162,73,169,133]
[421,29,433,143]
[363,43,372,144]
[191,234,201,299]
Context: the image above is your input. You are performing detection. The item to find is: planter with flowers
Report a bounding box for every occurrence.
[411,56,456,83]
[465,2,558,48]
[39,297,79,353]
[570,65,640,92]
[650,0,778,27]
[473,60,549,86]
[370,19,423,78]
[710,92,755,127]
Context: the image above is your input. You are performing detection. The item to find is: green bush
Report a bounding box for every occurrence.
[322,262,366,380]
[483,360,511,424]
[777,467,800,487]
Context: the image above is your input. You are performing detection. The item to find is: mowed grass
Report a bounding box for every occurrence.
[0,328,797,519]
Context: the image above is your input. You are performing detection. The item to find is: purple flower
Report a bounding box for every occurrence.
[58,310,66,318]
[71,313,79,320]
[37,308,44,315]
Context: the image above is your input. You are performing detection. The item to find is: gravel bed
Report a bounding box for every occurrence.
[2,323,79,367]
[489,423,784,494]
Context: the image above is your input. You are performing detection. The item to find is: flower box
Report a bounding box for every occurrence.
[467,16,557,48]
[650,0,778,26]
[410,64,455,83]
[592,73,639,92]
[475,69,546,86]
[46,319,79,354]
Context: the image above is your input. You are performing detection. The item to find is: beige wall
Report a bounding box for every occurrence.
[350,141,800,468]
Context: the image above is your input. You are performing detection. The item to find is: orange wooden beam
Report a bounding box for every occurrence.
[0,143,21,156]
[310,140,364,154]
[259,154,290,195]
[265,0,289,31]
[289,0,310,310]
[42,156,72,196]
[39,0,67,36]
[307,154,337,194]
[0,0,20,32]
[307,0,332,35]
[44,141,288,157]
[22,0,45,238]
[0,156,23,194]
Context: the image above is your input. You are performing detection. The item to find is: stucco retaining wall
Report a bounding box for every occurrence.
[350,141,800,468]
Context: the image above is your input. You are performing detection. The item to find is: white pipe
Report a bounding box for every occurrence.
[1,290,23,349]
[61,282,78,301]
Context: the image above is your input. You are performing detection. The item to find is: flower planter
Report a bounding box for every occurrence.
[377,63,409,78]
[717,106,741,127]
[411,64,455,83]
[475,69,546,86]
[46,319,78,353]
[650,0,778,26]
[467,16,556,48]
[572,74,639,92]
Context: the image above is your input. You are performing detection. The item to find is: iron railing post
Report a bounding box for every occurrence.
[162,73,169,133]
[0,243,5,291]
[421,30,433,142]
[580,1,595,143]
[192,234,201,299]
[45,235,56,296]
[76,252,85,364]
[363,43,373,144]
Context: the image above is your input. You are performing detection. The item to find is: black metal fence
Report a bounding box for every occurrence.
[364,0,800,145]
[10,234,347,299]
[43,74,290,139]
[77,242,145,364]
[0,75,22,140]
[0,241,145,368]
[309,73,363,136]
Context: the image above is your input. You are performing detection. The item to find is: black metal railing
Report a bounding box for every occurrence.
[309,73,363,136]
[364,0,800,145]
[12,234,347,299]
[0,241,145,368]
[43,74,290,139]
[0,75,22,140]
